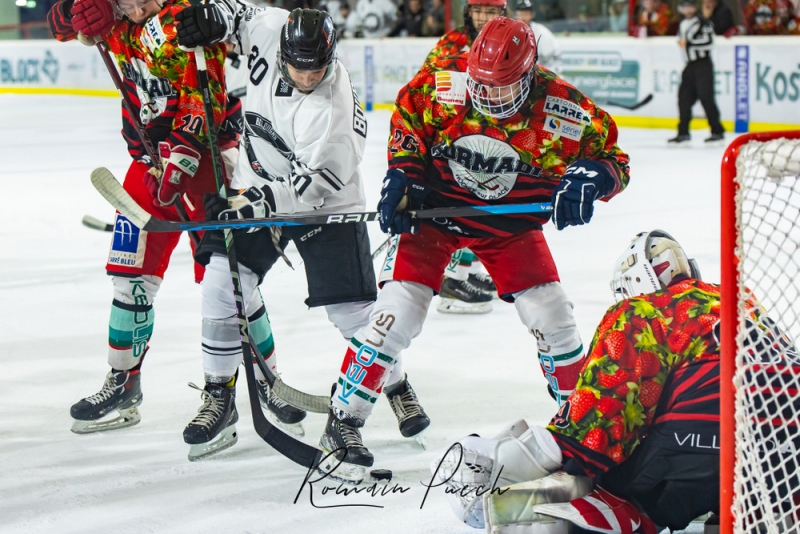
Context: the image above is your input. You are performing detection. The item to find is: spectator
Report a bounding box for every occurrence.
[608,0,629,32]
[743,0,783,34]
[388,0,425,36]
[539,0,565,21]
[515,0,560,67]
[637,0,674,35]
[701,0,734,34]
[355,0,398,37]
[338,1,364,36]
[777,0,800,32]
[422,0,446,36]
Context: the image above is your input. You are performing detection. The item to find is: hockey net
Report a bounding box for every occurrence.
[721,131,800,534]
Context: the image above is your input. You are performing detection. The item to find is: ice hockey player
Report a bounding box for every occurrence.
[175,2,429,459]
[432,230,800,533]
[423,0,510,315]
[318,16,630,484]
[48,0,241,435]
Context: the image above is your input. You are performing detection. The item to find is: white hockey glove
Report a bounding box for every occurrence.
[431,421,563,529]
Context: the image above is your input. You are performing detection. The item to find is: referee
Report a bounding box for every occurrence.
[669,0,725,145]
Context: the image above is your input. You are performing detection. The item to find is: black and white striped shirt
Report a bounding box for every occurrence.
[679,16,715,62]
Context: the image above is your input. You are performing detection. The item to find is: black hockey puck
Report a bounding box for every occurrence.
[370,469,393,481]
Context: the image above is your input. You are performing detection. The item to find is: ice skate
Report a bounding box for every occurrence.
[704,132,725,145]
[468,272,498,299]
[384,375,430,449]
[318,407,374,484]
[183,381,238,461]
[667,133,691,146]
[70,369,143,434]
[437,277,493,314]
[256,379,307,437]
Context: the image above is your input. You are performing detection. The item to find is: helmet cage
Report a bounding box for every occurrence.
[466,70,531,119]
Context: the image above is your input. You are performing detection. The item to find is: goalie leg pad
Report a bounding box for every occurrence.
[514,283,584,404]
[533,487,653,534]
[494,426,564,488]
[108,276,160,370]
[485,472,593,532]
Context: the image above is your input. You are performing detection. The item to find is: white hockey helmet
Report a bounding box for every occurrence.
[610,230,701,301]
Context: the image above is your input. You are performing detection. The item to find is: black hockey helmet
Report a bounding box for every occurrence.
[280,9,337,72]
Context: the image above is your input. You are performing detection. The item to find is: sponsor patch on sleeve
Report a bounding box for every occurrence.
[435,71,467,106]
[141,16,166,53]
[543,115,584,142]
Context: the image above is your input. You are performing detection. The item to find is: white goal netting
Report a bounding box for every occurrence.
[732,136,800,533]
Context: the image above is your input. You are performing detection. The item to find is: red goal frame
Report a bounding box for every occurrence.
[720,130,800,534]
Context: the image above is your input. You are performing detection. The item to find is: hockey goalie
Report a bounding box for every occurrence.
[432,230,800,533]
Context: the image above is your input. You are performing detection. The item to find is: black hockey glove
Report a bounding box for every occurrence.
[551,159,615,231]
[175,3,228,49]
[204,186,276,221]
[377,169,429,235]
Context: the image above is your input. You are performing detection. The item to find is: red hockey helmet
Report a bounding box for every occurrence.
[466,17,537,119]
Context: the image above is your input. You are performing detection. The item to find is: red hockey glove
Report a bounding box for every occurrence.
[145,143,201,207]
[70,0,116,39]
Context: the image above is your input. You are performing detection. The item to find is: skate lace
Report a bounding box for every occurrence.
[85,372,124,405]
[461,280,484,295]
[471,272,492,284]
[187,382,225,428]
[259,380,288,409]
[338,423,364,449]
[390,389,423,421]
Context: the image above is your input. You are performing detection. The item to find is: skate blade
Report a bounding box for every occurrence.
[436,298,493,315]
[71,407,141,434]
[316,452,367,485]
[265,410,305,438]
[414,432,428,450]
[187,425,238,461]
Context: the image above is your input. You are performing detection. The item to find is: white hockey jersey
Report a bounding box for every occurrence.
[217,2,368,215]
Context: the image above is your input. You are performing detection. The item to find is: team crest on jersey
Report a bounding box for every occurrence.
[435,71,467,106]
[543,115,584,141]
[431,135,542,200]
[543,96,591,125]
[141,16,166,53]
[121,58,171,124]
[108,214,146,269]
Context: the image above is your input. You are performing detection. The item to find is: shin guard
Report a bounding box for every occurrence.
[108,276,158,371]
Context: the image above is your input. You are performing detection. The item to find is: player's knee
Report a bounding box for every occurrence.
[358,281,433,353]
[325,300,374,339]
[112,275,161,306]
[202,316,242,378]
[514,282,579,345]
[202,253,260,319]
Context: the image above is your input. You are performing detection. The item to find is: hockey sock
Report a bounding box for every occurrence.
[443,248,475,281]
[108,299,154,371]
[248,305,277,380]
[333,339,396,421]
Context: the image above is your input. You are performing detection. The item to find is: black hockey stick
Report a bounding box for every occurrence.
[603,94,653,111]
[95,42,200,247]
[91,169,554,232]
[82,215,113,232]
[194,48,323,469]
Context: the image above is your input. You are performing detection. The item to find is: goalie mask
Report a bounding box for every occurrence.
[466,17,537,120]
[610,230,701,301]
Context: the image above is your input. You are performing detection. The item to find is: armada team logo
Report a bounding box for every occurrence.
[433,135,534,200]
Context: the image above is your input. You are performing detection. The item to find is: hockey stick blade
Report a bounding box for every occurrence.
[82,215,113,232]
[606,94,653,111]
[92,168,153,229]
[92,167,553,233]
[251,342,329,414]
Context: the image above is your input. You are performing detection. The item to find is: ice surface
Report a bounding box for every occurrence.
[0,95,719,534]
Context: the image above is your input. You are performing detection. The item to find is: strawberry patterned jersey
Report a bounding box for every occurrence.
[422,27,471,67]
[546,279,799,478]
[388,58,630,238]
[48,0,239,160]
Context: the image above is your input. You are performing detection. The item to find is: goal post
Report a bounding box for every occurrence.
[720,131,800,534]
